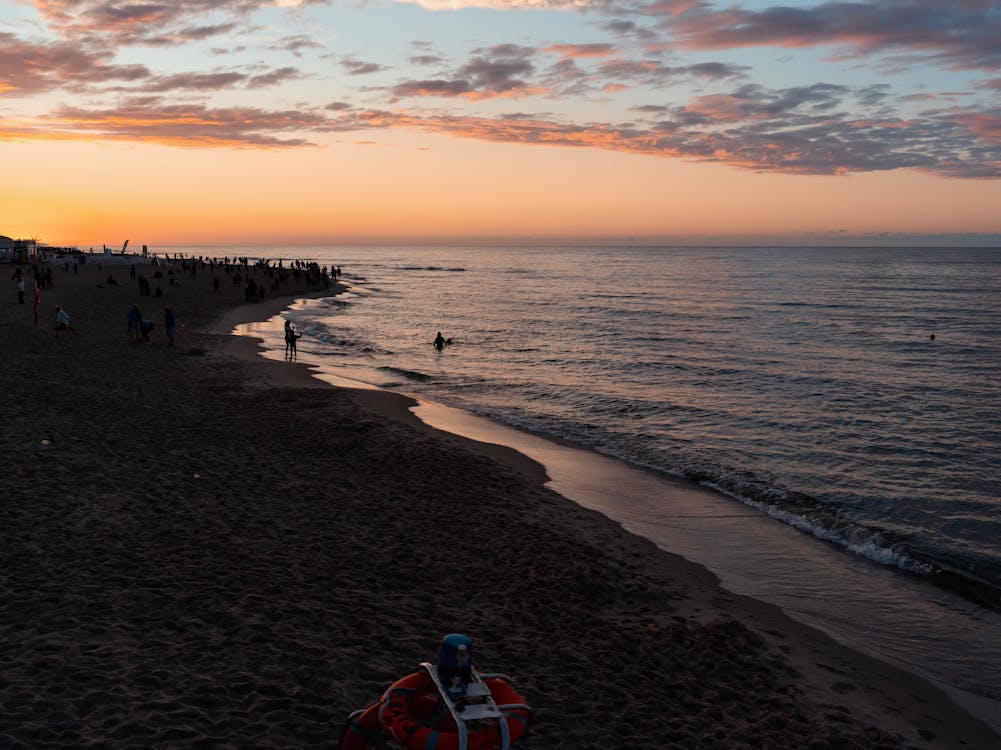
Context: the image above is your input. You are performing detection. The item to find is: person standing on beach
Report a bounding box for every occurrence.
[15,276,25,304]
[127,304,143,342]
[285,325,302,360]
[164,307,176,346]
[33,282,40,325]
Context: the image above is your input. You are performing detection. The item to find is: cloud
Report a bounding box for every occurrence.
[247,66,302,87]
[338,84,1001,177]
[392,44,546,99]
[410,54,447,66]
[390,39,745,101]
[340,58,391,76]
[4,87,999,177]
[659,0,1001,71]
[4,99,334,147]
[602,17,659,44]
[670,83,849,125]
[603,19,638,34]
[855,84,892,108]
[392,0,604,9]
[390,36,746,101]
[947,109,1001,145]
[141,72,249,93]
[596,58,746,88]
[6,1,1000,181]
[28,0,328,46]
[0,32,149,96]
[544,43,616,59]
[407,41,446,67]
[459,44,538,92]
[631,104,669,115]
[275,34,326,57]
[393,80,474,97]
[142,23,241,47]
[43,61,302,95]
[209,45,248,56]
[687,62,747,80]
[976,77,1001,91]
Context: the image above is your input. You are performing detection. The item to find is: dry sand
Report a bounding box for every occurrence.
[1,257,997,749]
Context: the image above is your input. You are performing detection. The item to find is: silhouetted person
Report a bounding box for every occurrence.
[164,307,176,346]
[127,304,143,342]
[285,325,302,360]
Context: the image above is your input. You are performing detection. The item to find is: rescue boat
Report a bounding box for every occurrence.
[338,634,531,750]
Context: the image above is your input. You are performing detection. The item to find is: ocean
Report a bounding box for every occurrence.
[218,245,1001,727]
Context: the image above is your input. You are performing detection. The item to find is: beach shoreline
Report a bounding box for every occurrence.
[232,280,1001,732]
[2,255,997,749]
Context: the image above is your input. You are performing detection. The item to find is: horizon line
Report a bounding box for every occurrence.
[20,232,1001,250]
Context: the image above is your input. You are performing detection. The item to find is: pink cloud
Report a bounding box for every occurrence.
[544,43,616,59]
[3,83,999,179]
[8,101,331,147]
[949,111,1001,144]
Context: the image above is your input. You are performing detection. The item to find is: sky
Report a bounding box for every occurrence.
[2,0,1001,246]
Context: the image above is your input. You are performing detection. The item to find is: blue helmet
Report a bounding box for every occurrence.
[438,633,473,672]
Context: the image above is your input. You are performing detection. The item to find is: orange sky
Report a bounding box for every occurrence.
[5,134,1000,247]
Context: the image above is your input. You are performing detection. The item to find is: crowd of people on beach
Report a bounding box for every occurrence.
[7,250,344,352]
[8,252,459,364]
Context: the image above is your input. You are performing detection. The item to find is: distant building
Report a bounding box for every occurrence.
[0,237,38,263]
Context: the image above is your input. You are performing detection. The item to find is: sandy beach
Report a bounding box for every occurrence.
[1,256,997,749]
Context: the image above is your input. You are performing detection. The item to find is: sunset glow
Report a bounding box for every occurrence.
[2,0,1000,246]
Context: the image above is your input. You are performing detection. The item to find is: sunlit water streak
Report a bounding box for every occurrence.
[221,245,1001,727]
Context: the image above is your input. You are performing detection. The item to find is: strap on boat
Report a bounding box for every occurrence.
[419,662,510,750]
[341,706,386,747]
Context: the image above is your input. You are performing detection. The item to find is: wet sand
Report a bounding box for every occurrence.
[1,257,997,749]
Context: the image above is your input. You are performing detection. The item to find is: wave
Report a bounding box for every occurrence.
[284,317,391,354]
[712,482,1001,612]
[775,301,851,309]
[446,401,1001,613]
[378,366,433,382]
[672,470,1001,612]
[395,265,466,272]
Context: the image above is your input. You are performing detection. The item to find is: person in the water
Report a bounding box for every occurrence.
[433,331,446,350]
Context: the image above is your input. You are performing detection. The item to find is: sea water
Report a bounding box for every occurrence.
[216,245,1001,727]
